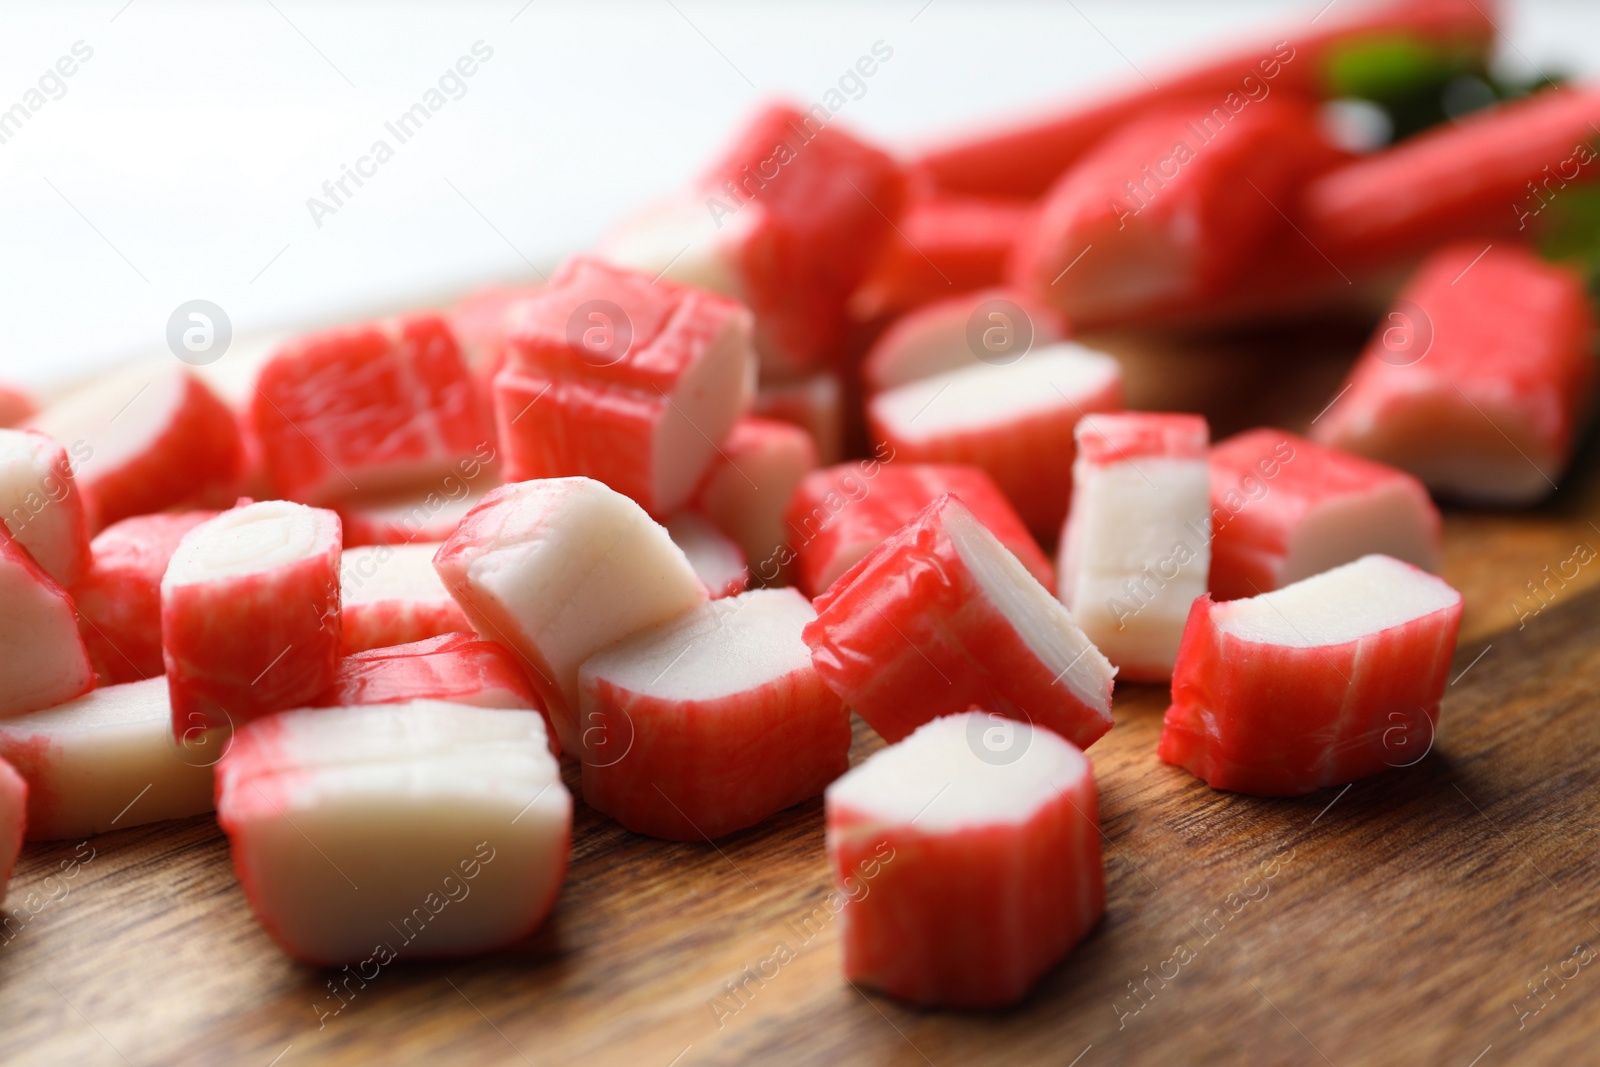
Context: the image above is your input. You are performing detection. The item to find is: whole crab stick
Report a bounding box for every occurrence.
[340,543,471,654]
[665,512,748,599]
[1160,554,1462,796]
[911,0,1495,198]
[0,677,215,840]
[1312,244,1598,505]
[74,511,218,683]
[216,700,570,965]
[785,461,1053,596]
[1208,429,1442,601]
[1058,413,1211,683]
[0,524,95,717]
[804,494,1115,748]
[0,759,23,902]
[251,314,490,505]
[29,364,242,530]
[433,477,706,752]
[494,257,756,518]
[692,417,818,580]
[825,712,1103,1007]
[579,588,850,840]
[0,428,91,587]
[161,501,343,734]
[861,287,1068,395]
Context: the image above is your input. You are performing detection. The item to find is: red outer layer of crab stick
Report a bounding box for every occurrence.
[579,588,850,840]
[0,677,215,840]
[753,372,846,466]
[161,501,343,735]
[861,287,1068,395]
[432,477,707,753]
[692,416,818,581]
[0,428,91,588]
[786,461,1054,597]
[911,0,1495,198]
[1312,244,1599,505]
[251,313,490,505]
[216,701,570,966]
[0,758,23,902]
[339,543,472,654]
[1160,555,1462,796]
[825,712,1103,1007]
[1058,413,1211,683]
[804,494,1115,748]
[1208,429,1442,601]
[74,511,219,684]
[867,342,1123,540]
[665,512,749,600]
[29,364,242,530]
[494,257,756,518]
[0,524,95,717]
[447,282,545,396]
[0,385,36,429]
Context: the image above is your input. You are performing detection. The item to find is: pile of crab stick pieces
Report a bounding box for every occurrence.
[1,0,1596,1008]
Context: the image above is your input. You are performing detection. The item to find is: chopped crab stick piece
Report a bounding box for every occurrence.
[868,343,1123,539]
[692,417,817,581]
[251,314,490,505]
[861,288,1067,394]
[216,701,570,965]
[29,364,242,530]
[754,372,845,466]
[334,475,495,547]
[805,494,1114,748]
[162,501,342,733]
[447,282,545,393]
[0,758,21,901]
[315,633,545,718]
[665,512,748,599]
[74,511,218,683]
[0,525,95,717]
[850,193,1037,320]
[1059,414,1211,683]
[0,429,91,587]
[825,712,1102,1007]
[1160,555,1462,796]
[600,102,906,375]
[494,257,756,517]
[911,0,1494,198]
[0,678,215,840]
[0,384,36,429]
[1011,100,1341,328]
[433,478,706,751]
[579,588,850,840]
[1306,86,1600,268]
[1312,244,1598,505]
[340,543,471,654]
[1208,429,1441,601]
[785,461,1053,596]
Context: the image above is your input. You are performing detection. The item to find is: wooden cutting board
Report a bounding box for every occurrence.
[3,319,1598,1067]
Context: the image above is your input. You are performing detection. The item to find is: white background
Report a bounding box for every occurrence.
[1,0,1595,391]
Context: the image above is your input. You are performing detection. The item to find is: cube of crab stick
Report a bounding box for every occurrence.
[494,257,756,517]
[825,712,1102,1007]
[1160,555,1463,796]
[1311,244,1598,505]
[0,429,91,587]
[1209,429,1442,602]
[665,512,748,599]
[911,0,1494,198]
[335,476,496,548]
[447,282,545,395]
[850,192,1037,321]
[314,632,544,714]
[0,677,215,840]
[579,588,850,840]
[867,343,1123,539]
[339,543,472,654]
[861,287,1068,394]
[1059,414,1211,683]
[29,364,242,531]
[216,700,570,965]
[74,511,219,684]
[786,462,1053,597]
[433,478,706,752]
[0,757,22,901]
[251,313,490,505]
[691,417,817,580]
[599,102,907,376]
[754,372,845,466]
[0,384,36,429]
[0,525,95,717]
[162,501,342,734]
[805,494,1114,748]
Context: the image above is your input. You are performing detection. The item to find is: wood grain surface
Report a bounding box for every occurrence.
[3,319,1599,1067]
